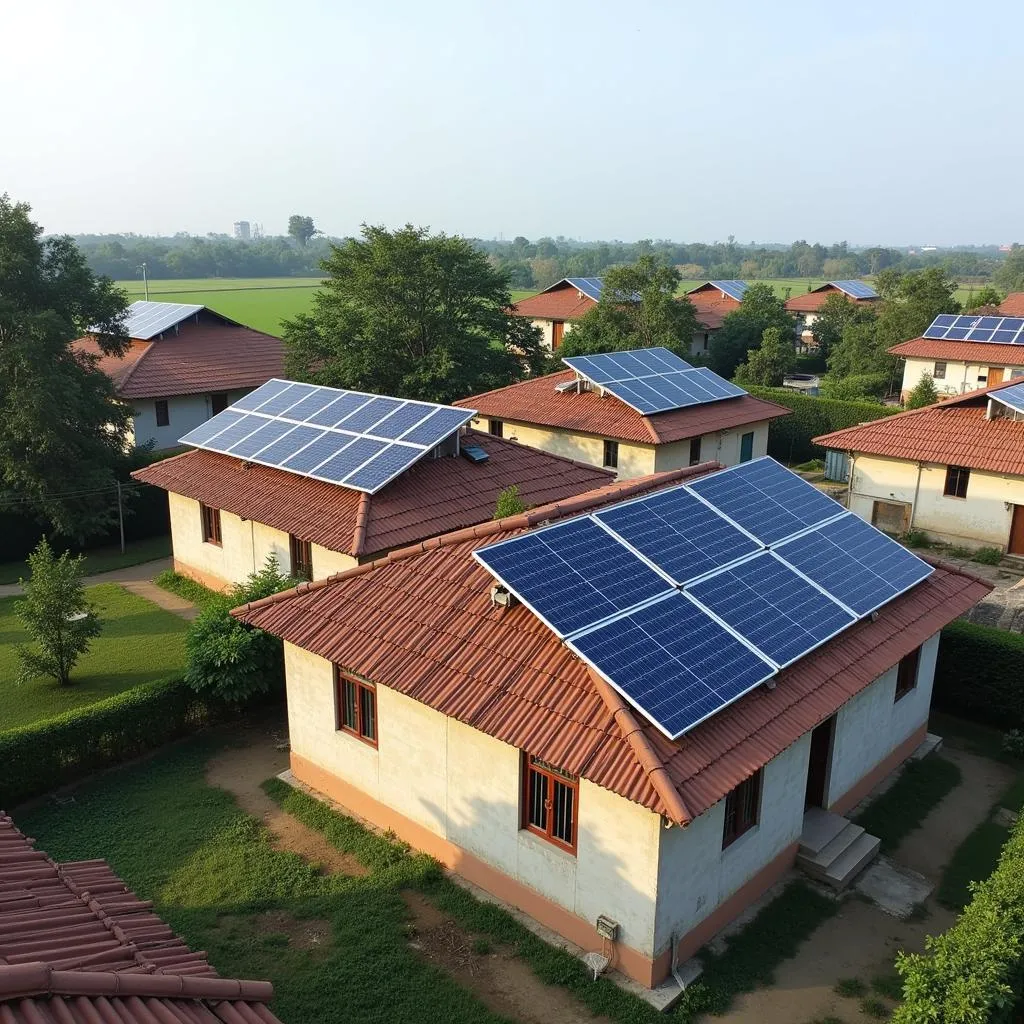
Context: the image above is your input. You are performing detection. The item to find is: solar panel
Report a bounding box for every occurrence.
[177,379,476,494]
[565,277,604,302]
[687,553,855,668]
[568,593,774,739]
[922,314,1024,344]
[707,280,748,302]
[775,513,933,617]
[687,457,845,545]
[473,518,672,639]
[91,300,205,341]
[992,382,1024,414]
[831,280,879,300]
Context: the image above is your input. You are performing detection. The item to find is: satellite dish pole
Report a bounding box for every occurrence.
[138,262,149,301]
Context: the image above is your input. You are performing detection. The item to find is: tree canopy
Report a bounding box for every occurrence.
[995,244,1024,292]
[906,372,939,409]
[734,327,796,387]
[873,267,961,351]
[808,293,877,360]
[287,215,317,247]
[964,286,1004,311]
[0,195,131,540]
[708,284,795,379]
[557,257,699,359]
[282,224,544,403]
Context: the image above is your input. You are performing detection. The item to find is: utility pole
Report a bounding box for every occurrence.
[138,262,149,301]
[116,480,126,554]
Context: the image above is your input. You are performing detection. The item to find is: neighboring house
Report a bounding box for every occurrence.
[1000,292,1024,316]
[784,281,881,347]
[891,312,1024,401]
[133,383,612,590]
[0,812,283,1023]
[235,460,987,989]
[815,378,1024,552]
[456,348,790,479]
[73,299,284,449]
[511,278,601,351]
[684,281,747,356]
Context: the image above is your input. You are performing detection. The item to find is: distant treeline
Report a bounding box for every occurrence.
[73,232,1009,288]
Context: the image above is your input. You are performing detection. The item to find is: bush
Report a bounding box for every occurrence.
[743,386,898,464]
[933,621,1024,729]
[972,546,1004,566]
[0,677,217,806]
[901,529,931,548]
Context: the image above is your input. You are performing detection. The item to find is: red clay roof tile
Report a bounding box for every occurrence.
[999,292,1024,315]
[784,285,880,313]
[889,336,1024,365]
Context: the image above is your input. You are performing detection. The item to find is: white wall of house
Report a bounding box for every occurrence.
[311,544,358,579]
[847,454,1024,549]
[532,318,576,352]
[689,330,714,357]
[652,421,770,473]
[283,642,663,957]
[132,388,254,450]
[899,357,1024,399]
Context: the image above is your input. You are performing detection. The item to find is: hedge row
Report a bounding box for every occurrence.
[894,812,1024,1023]
[0,677,218,807]
[933,620,1024,730]
[744,386,898,464]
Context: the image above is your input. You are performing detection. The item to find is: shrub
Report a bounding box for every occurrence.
[972,546,1004,566]
[905,372,939,409]
[933,621,1024,729]
[154,569,222,609]
[742,386,898,464]
[494,484,526,520]
[901,529,931,548]
[1003,731,1024,759]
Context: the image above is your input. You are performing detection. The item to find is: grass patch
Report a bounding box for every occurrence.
[155,569,222,610]
[835,977,867,997]
[0,583,187,731]
[860,996,889,1018]
[971,546,1003,566]
[853,755,962,853]
[929,712,1016,762]
[946,546,973,559]
[0,535,171,586]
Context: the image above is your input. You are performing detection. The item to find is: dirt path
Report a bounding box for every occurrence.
[713,748,1014,1024]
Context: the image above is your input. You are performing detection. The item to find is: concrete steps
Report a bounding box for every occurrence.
[798,808,880,891]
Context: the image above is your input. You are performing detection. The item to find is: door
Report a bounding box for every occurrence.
[739,431,754,463]
[551,321,565,350]
[988,367,1004,386]
[1010,505,1024,555]
[805,716,835,809]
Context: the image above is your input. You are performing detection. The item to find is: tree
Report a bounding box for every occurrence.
[184,555,296,702]
[558,257,698,359]
[287,215,317,247]
[15,539,101,686]
[819,372,888,402]
[874,267,961,351]
[494,484,526,520]
[906,371,939,409]
[283,224,544,403]
[734,327,796,387]
[708,284,795,379]
[826,320,895,381]
[965,285,1004,311]
[0,195,131,540]
[995,244,1024,292]
[809,293,877,360]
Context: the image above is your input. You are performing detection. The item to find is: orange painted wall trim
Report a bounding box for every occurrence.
[828,723,927,817]
[290,752,658,986]
[172,557,232,593]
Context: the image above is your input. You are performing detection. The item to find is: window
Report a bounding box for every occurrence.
[489,419,504,438]
[603,439,619,469]
[702,332,710,352]
[155,400,169,427]
[944,465,970,499]
[522,754,577,852]
[722,768,762,848]
[210,393,229,415]
[200,503,222,546]
[689,437,702,466]
[739,431,755,463]
[334,668,377,745]
[895,647,921,702]
[290,534,312,581]
[932,362,946,380]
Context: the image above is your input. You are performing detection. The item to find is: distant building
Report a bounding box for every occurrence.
[784,281,881,347]
[233,220,251,240]
[684,281,748,356]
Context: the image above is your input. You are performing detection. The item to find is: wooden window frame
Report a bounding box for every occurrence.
[944,464,970,499]
[521,753,578,854]
[489,419,504,438]
[895,647,920,703]
[689,436,702,466]
[289,534,313,581]
[334,667,378,747]
[932,361,946,380]
[200,502,222,546]
[722,768,762,849]
[603,439,619,469]
[155,399,170,427]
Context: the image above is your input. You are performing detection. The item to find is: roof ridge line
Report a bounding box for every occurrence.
[231,463,722,620]
[350,491,372,556]
[454,369,569,407]
[112,339,154,392]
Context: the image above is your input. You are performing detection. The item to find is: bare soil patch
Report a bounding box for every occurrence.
[254,910,333,952]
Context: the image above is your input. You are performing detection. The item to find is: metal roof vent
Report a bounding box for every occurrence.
[462,445,489,464]
[490,584,516,608]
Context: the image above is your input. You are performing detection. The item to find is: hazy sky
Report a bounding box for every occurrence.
[3,0,1021,246]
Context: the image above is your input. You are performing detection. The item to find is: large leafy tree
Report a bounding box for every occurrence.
[708,284,795,379]
[873,267,961,350]
[995,244,1024,292]
[809,293,877,360]
[0,195,130,540]
[558,257,699,358]
[734,327,796,387]
[283,224,543,403]
[287,214,317,247]
[965,286,1004,311]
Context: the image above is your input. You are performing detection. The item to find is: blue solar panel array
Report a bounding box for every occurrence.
[177,379,476,494]
[562,347,746,415]
[992,381,1024,414]
[706,280,748,302]
[474,457,933,739]
[922,314,1024,345]
[831,280,879,300]
[565,277,604,302]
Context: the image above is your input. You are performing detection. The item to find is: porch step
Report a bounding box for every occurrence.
[798,807,848,857]
[798,809,881,891]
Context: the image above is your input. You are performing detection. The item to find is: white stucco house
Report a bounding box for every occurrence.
[235,460,986,989]
[73,300,284,449]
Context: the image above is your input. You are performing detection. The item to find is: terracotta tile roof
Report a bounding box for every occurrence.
[888,336,1024,365]
[132,429,612,558]
[0,813,282,1023]
[457,370,791,445]
[813,380,1024,475]
[234,470,989,824]
[1000,292,1024,315]
[71,317,284,400]
[511,282,596,322]
[784,286,880,313]
[687,293,738,331]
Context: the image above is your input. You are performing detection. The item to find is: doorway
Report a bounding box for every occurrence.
[988,367,1005,386]
[1010,505,1024,556]
[805,716,835,809]
[551,321,565,349]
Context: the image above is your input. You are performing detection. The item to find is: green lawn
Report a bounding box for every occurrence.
[0,536,171,586]
[0,582,187,731]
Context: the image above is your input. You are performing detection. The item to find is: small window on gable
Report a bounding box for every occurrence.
[689,436,702,466]
[155,400,169,427]
[603,439,619,469]
[895,646,921,702]
[944,465,970,499]
[489,419,504,438]
[933,362,946,380]
[334,667,377,746]
[722,768,762,848]
[522,754,578,853]
[290,534,312,581]
[200,502,222,546]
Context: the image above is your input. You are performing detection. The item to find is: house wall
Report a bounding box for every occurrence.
[847,454,1023,549]
[689,330,714,357]
[283,643,663,963]
[132,388,254,450]
[899,357,1024,400]
[532,318,576,352]
[652,421,770,473]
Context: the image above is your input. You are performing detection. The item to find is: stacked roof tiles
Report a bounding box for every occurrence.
[0,813,283,1023]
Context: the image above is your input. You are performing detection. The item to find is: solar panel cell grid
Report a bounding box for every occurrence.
[993,382,1024,414]
[336,396,404,432]
[250,423,324,465]
[229,381,292,412]
[226,418,296,459]
[178,409,245,446]
[344,442,424,490]
[400,407,474,445]
[304,392,372,427]
[922,314,1024,343]
[280,431,355,472]
[314,437,389,483]
[256,383,316,416]
[201,414,265,451]
[279,389,344,422]
[370,403,434,439]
